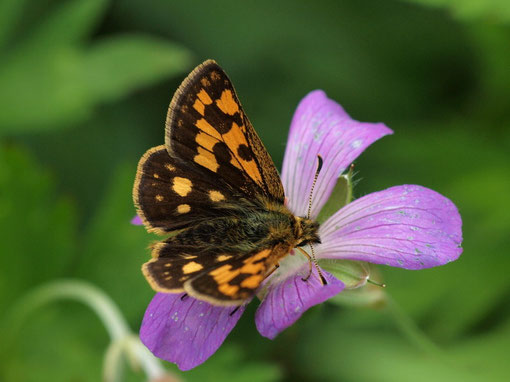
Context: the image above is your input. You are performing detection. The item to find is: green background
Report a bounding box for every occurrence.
[1,0,509,381]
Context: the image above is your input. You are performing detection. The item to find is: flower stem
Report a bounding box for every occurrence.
[3,279,174,382]
[385,296,444,357]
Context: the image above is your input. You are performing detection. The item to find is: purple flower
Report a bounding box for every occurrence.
[139,90,463,370]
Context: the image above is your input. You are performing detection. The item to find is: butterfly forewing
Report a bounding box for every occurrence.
[165,59,284,202]
[134,145,238,233]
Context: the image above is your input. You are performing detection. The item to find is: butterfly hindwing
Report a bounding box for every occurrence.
[184,248,275,305]
[143,241,283,306]
[165,59,284,203]
[134,145,238,233]
[142,243,234,293]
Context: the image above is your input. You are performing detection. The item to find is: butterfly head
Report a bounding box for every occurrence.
[294,216,321,247]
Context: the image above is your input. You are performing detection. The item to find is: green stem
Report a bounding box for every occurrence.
[3,279,171,381]
[385,296,444,357]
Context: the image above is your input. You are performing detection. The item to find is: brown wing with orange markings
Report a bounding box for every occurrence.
[142,247,278,306]
[133,145,246,233]
[165,59,284,203]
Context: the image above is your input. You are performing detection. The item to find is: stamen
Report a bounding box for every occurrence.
[307,155,323,219]
[367,279,386,288]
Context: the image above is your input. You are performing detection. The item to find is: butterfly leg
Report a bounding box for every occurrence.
[229,305,241,316]
[264,263,280,280]
[297,247,327,285]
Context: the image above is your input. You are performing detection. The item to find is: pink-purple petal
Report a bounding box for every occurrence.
[255,265,344,340]
[281,90,393,218]
[319,185,463,269]
[140,293,245,370]
[131,215,143,225]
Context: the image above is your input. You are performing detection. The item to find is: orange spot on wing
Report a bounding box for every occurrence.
[177,204,191,213]
[240,262,265,274]
[194,147,219,172]
[172,177,192,196]
[200,77,211,87]
[196,132,216,151]
[222,122,263,184]
[218,283,240,296]
[195,118,222,140]
[193,99,205,115]
[240,275,264,289]
[197,89,213,105]
[209,190,225,202]
[210,265,241,284]
[250,249,271,261]
[216,254,232,261]
[239,249,271,275]
[182,261,203,274]
[216,90,239,115]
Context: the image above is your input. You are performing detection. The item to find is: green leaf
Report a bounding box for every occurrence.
[0,145,76,307]
[402,0,510,23]
[0,1,191,135]
[0,47,89,132]
[0,37,190,134]
[0,0,28,50]
[83,35,191,103]
[27,0,109,49]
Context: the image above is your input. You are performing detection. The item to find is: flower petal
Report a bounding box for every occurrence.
[319,185,463,269]
[255,262,344,340]
[131,215,143,225]
[281,90,393,218]
[140,293,245,370]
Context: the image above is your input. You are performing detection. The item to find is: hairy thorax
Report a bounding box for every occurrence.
[172,197,321,256]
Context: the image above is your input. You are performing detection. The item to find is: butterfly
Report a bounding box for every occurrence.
[134,60,324,306]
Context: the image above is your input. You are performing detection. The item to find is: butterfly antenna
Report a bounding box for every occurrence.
[298,247,327,285]
[301,155,327,285]
[307,155,323,219]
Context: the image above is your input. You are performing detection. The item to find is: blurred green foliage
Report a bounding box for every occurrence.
[1,0,509,381]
